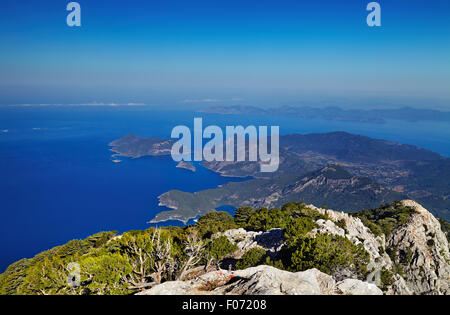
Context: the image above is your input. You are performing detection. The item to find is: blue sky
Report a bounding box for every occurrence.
[0,0,449,108]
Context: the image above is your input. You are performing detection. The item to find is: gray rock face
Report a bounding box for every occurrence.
[336,279,382,295]
[224,267,337,295]
[308,204,391,270]
[309,201,450,295]
[216,228,284,255]
[140,200,449,295]
[254,229,285,253]
[137,281,192,295]
[387,200,450,295]
[139,266,382,295]
[386,274,412,295]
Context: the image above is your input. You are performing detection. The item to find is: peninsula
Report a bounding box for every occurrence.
[110,132,450,224]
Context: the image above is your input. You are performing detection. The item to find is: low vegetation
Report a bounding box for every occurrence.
[438,218,450,242]
[280,234,370,277]
[0,201,446,295]
[236,248,267,270]
[351,201,417,237]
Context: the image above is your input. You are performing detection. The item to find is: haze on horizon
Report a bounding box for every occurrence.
[0,0,449,109]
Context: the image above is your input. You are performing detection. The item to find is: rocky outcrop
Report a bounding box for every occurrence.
[305,201,450,294]
[140,200,449,295]
[386,274,412,295]
[335,279,382,295]
[139,265,382,295]
[309,205,390,269]
[387,200,450,295]
[217,205,393,274]
[216,228,284,255]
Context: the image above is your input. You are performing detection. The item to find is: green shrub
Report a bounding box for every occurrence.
[234,207,255,227]
[399,248,413,264]
[392,263,404,277]
[380,267,395,289]
[281,202,330,221]
[352,202,417,237]
[236,247,267,270]
[20,256,75,295]
[263,256,285,270]
[335,219,348,234]
[438,218,450,242]
[206,236,238,261]
[0,231,118,295]
[0,259,31,295]
[241,202,329,232]
[243,204,287,232]
[281,234,370,277]
[386,245,398,262]
[359,217,383,237]
[245,207,291,232]
[80,253,132,295]
[284,217,316,243]
[195,211,237,238]
[85,231,118,248]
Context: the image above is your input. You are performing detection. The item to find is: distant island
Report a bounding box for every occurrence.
[110,134,194,170]
[109,131,450,224]
[109,133,174,158]
[198,105,450,124]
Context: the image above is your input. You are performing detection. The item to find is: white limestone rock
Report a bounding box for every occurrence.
[336,279,382,295]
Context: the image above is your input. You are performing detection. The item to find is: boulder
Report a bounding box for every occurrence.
[336,279,382,295]
[139,266,382,295]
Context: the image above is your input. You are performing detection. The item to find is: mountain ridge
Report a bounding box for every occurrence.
[198,105,450,124]
[153,165,406,224]
[2,200,447,295]
[142,200,450,295]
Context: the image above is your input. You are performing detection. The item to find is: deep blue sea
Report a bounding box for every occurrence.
[1,106,450,272]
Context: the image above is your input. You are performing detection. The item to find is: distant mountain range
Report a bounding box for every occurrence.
[198,105,450,124]
[110,132,450,223]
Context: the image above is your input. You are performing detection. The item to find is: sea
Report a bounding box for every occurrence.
[1,106,450,272]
